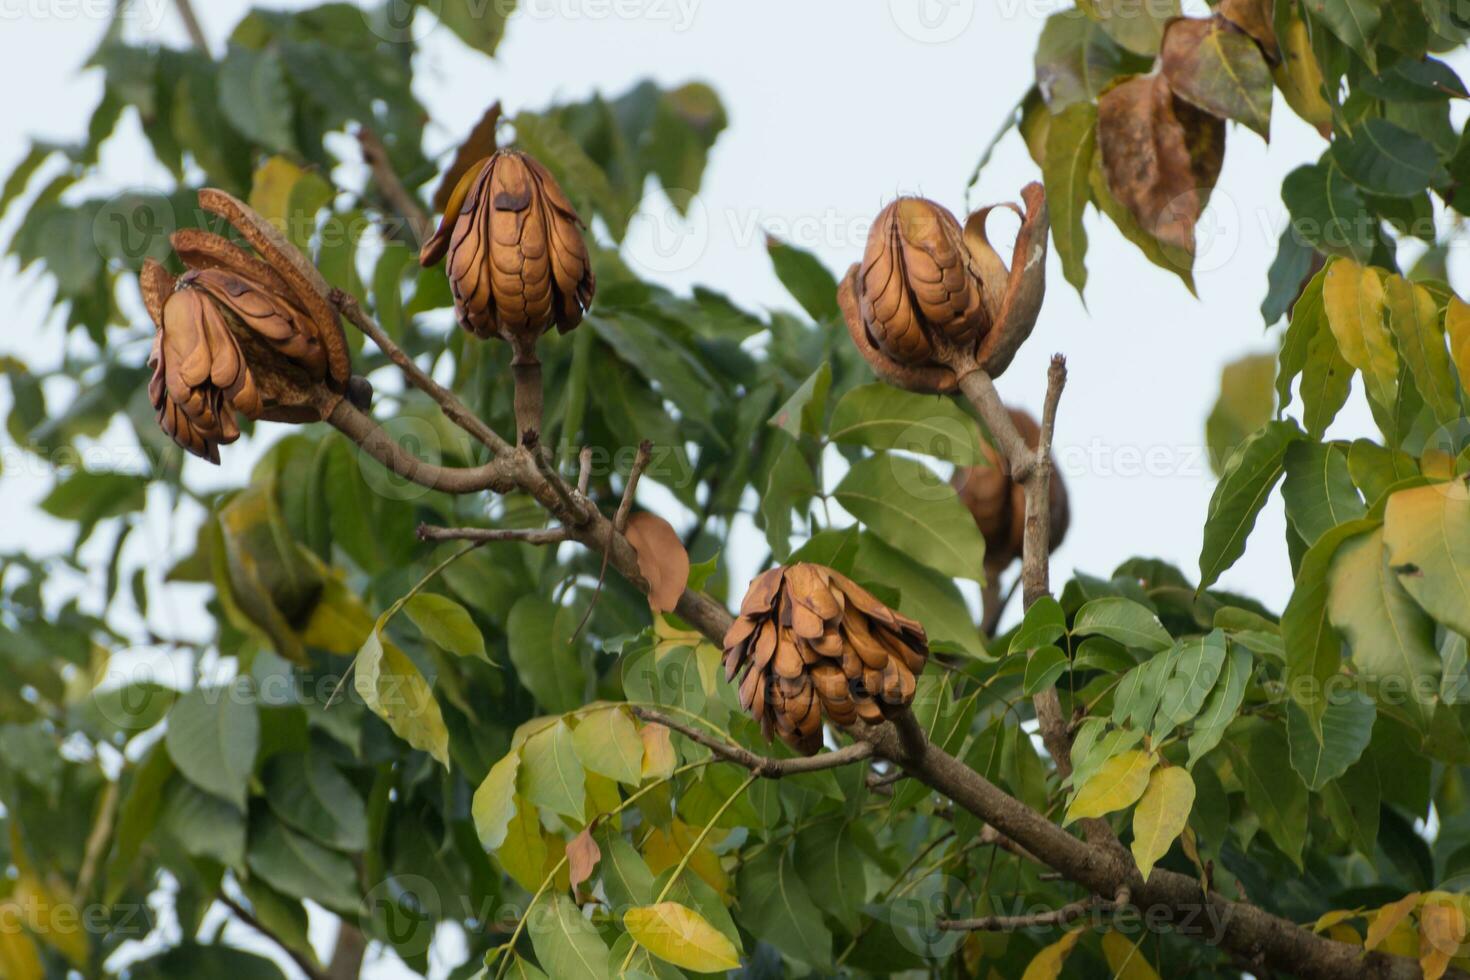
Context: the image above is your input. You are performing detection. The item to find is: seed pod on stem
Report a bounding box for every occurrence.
[722,563,927,755]
[421,149,595,444]
[838,183,1048,392]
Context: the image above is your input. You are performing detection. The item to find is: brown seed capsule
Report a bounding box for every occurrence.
[420,149,595,361]
[839,183,1049,392]
[142,192,353,463]
[950,408,1069,577]
[722,563,928,755]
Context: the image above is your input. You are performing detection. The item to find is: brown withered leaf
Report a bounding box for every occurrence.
[433,102,502,212]
[1217,0,1277,55]
[566,826,601,893]
[951,408,1069,576]
[1096,73,1224,256]
[625,512,690,614]
[1160,17,1273,140]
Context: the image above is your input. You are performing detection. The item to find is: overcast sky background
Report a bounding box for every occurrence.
[0,0,1450,975]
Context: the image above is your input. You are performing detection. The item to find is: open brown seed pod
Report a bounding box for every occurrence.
[722,563,928,755]
[839,183,1048,393]
[950,408,1069,577]
[141,191,354,462]
[420,149,595,364]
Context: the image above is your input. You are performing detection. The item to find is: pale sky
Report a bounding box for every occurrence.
[0,0,1440,976]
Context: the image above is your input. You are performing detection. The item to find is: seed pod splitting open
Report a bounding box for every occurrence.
[951,408,1069,576]
[142,191,353,463]
[420,149,595,363]
[722,563,928,755]
[839,183,1049,393]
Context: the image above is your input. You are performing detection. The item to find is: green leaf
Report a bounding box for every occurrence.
[1300,317,1355,438]
[1227,722,1308,867]
[1011,595,1067,654]
[41,470,149,546]
[834,454,986,582]
[472,750,520,851]
[1161,18,1273,138]
[1078,0,1179,54]
[1066,748,1154,823]
[1303,0,1381,71]
[1332,119,1445,198]
[1281,441,1366,547]
[1276,261,1325,408]
[526,895,610,980]
[404,593,487,661]
[1198,420,1304,590]
[597,829,656,908]
[162,778,246,867]
[1072,597,1172,652]
[1130,766,1194,880]
[1286,691,1376,791]
[1206,353,1277,475]
[1024,646,1069,696]
[828,384,984,465]
[217,44,294,154]
[1281,162,1375,263]
[1036,10,1151,111]
[165,683,259,810]
[129,944,288,980]
[1042,101,1097,296]
[247,815,360,914]
[851,533,987,659]
[1383,274,1460,426]
[1383,480,1470,637]
[433,0,516,56]
[519,719,586,823]
[1262,229,1318,328]
[506,595,587,713]
[735,847,831,970]
[793,821,866,931]
[624,902,741,972]
[760,438,818,560]
[1327,526,1441,731]
[573,707,644,787]
[1282,517,1378,727]
[354,628,449,766]
[769,362,831,438]
[1154,631,1228,733]
[1187,645,1252,766]
[261,750,368,851]
[766,237,840,322]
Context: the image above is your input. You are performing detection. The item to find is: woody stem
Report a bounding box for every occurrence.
[512,358,543,447]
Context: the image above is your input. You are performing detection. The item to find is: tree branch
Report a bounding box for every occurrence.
[322,396,517,495]
[325,922,366,980]
[173,0,209,53]
[417,523,569,545]
[615,440,652,532]
[631,707,874,777]
[357,128,432,247]
[940,887,1127,931]
[218,893,325,980]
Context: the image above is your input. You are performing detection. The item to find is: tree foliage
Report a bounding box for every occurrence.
[5,1,1470,978]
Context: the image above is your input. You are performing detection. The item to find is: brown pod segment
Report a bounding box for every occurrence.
[142,191,354,463]
[722,563,928,755]
[839,183,1048,392]
[420,149,595,364]
[951,407,1069,577]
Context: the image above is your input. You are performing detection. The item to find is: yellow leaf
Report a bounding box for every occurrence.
[641,723,676,780]
[0,923,42,980]
[11,874,87,967]
[1421,898,1467,980]
[1323,259,1398,415]
[1271,9,1331,136]
[1130,766,1195,880]
[1102,929,1160,979]
[1314,908,1362,932]
[643,821,730,898]
[624,902,742,972]
[1066,749,1155,824]
[1447,297,1470,405]
[1327,923,1363,945]
[1365,893,1421,952]
[1021,925,1085,980]
[249,156,308,231]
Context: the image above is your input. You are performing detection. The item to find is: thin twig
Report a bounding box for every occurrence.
[173,0,209,53]
[330,288,512,456]
[615,440,652,532]
[939,886,1128,932]
[74,781,119,902]
[358,128,432,246]
[527,431,587,524]
[417,524,569,545]
[577,446,593,495]
[219,893,326,980]
[631,707,875,777]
